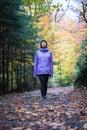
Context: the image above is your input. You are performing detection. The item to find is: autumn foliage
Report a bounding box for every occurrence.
[37,14,87,86]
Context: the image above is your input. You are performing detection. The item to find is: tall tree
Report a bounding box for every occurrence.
[74,36,87,88]
[0,0,21,93]
[70,0,87,23]
[14,12,39,91]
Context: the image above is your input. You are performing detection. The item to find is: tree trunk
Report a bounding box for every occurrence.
[23,46,26,88]
[11,47,14,90]
[6,41,10,93]
[2,25,6,94]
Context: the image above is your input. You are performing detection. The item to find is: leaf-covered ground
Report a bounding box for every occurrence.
[0,87,87,130]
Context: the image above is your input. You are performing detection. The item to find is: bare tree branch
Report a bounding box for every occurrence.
[54,0,70,22]
[82,1,87,23]
[69,0,87,24]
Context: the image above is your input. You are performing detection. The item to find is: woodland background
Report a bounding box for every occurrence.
[0,0,87,94]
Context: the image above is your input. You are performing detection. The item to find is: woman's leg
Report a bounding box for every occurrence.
[44,74,49,97]
[38,75,46,98]
[38,74,49,99]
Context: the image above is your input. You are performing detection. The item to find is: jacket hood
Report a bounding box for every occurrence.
[39,48,49,52]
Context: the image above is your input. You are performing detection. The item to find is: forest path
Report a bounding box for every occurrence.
[0,87,87,130]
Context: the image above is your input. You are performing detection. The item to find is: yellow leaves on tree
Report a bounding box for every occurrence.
[38,15,53,44]
[36,13,87,85]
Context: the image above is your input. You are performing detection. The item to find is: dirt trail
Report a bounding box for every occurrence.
[0,87,87,130]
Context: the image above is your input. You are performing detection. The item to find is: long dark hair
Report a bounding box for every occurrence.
[40,40,48,48]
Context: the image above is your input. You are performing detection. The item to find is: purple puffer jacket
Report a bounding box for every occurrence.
[34,48,53,78]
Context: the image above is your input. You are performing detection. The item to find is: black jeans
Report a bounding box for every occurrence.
[38,74,49,98]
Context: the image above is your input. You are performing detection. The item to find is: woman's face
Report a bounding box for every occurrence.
[41,41,47,48]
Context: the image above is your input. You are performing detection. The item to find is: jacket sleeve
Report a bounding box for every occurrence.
[50,51,53,78]
[34,52,38,78]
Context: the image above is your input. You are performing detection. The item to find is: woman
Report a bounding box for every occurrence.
[34,40,53,100]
